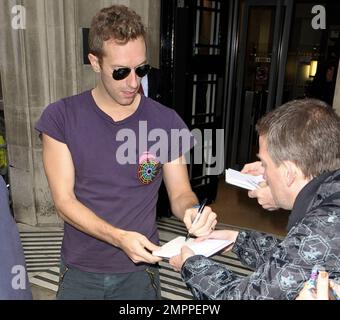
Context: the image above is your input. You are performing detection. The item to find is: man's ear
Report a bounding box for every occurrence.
[282,161,299,187]
[88,54,101,73]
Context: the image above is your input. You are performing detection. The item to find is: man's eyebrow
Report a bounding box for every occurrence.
[111,60,148,69]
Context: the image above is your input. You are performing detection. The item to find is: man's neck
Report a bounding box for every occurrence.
[92,85,140,122]
[288,176,311,210]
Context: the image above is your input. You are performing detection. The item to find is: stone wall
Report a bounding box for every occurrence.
[0,0,160,226]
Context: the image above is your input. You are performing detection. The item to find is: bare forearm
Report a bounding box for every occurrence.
[170,191,199,221]
[55,197,124,247]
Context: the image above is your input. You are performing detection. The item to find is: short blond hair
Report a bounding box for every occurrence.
[89,5,146,64]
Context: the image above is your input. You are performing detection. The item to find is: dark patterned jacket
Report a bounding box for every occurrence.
[181,169,340,300]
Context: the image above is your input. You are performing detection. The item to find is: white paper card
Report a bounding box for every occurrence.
[152,236,233,258]
[225,168,264,191]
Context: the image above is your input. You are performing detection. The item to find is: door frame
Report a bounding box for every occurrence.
[226,0,293,169]
[160,0,229,203]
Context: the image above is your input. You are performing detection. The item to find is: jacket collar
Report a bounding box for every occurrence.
[287,170,336,231]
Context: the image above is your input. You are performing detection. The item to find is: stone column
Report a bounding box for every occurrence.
[131,0,161,67]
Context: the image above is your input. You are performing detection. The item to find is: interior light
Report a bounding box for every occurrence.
[309,60,318,77]
[304,64,311,80]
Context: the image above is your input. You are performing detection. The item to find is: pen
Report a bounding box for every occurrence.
[306,265,320,290]
[185,198,207,241]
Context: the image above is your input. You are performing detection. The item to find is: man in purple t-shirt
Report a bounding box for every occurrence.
[35,5,217,300]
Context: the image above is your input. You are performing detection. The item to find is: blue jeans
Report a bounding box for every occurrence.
[56,261,161,300]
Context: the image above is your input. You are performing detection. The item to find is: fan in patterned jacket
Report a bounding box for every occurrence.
[170,98,340,300]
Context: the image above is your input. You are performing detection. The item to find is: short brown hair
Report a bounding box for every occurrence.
[256,99,340,178]
[89,5,146,64]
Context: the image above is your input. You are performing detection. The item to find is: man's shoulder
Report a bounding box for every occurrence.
[328,169,340,182]
[300,170,340,220]
[52,90,90,107]
[143,97,177,117]
[316,169,340,196]
[44,90,90,114]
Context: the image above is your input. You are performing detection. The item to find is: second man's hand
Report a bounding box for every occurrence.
[241,161,264,176]
[241,161,279,211]
[248,181,279,211]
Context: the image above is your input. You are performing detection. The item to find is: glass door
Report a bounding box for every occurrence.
[227,0,292,168]
[161,0,229,204]
[282,1,340,106]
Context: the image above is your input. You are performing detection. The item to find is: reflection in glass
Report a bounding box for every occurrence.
[192,74,217,125]
[282,3,323,102]
[194,0,221,55]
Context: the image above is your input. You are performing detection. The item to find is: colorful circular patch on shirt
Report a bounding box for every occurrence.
[137,152,161,185]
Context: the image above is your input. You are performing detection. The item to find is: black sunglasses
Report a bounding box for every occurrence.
[112,64,151,81]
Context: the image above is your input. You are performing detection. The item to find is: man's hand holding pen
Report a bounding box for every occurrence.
[183,199,217,238]
[170,201,237,272]
[168,199,217,272]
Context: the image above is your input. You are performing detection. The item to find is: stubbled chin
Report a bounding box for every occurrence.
[118,96,136,106]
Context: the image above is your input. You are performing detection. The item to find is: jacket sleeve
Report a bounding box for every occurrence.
[181,203,340,300]
[232,230,282,270]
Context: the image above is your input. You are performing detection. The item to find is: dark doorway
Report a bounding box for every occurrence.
[282,1,340,105]
[227,0,293,169]
[226,0,340,170]
[159,0,340,204]
[160,0,229,204]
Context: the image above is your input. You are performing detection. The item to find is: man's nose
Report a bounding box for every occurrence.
[126,70,139,89]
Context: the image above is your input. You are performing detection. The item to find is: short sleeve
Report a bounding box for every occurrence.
[35,99,67,144]
[168,111,196,162]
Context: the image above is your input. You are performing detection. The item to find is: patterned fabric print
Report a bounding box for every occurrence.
[181,170,340,300]
[137,152,161,185]
[181,257,243,300]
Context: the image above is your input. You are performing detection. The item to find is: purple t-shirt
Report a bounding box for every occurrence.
[35,90,193,273]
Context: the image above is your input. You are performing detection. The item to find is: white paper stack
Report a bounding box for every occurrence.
[225,168,264,191]
[152,236,233,259]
